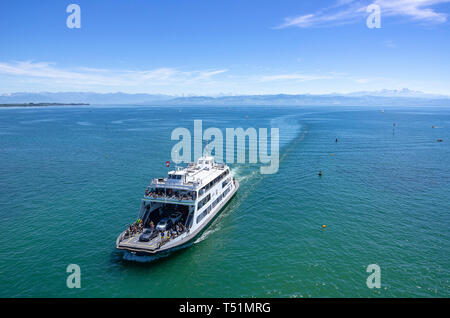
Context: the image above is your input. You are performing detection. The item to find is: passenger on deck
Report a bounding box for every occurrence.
[176,223,185,234]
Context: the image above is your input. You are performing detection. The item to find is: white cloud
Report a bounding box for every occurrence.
[276,0,450,28]
[0,60,447,96]
[0,61,384,90]
[258,72,391,87]
[0,61,228,88]
[259,73,335,82]
[376,0,450,23]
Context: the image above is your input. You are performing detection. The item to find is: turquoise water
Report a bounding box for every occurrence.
[0,105,449,297]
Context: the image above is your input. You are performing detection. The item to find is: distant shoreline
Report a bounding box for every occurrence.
[0,103,90,107]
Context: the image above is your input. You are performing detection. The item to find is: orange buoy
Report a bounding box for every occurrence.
[322,225,326,228]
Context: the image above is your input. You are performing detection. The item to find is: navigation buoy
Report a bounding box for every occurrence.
[166,160,171,167]
[318,170,323,176]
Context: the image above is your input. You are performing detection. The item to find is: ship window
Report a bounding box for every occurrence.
[197,210,207,224]
[222,178,230,188]
[197,193,211,210]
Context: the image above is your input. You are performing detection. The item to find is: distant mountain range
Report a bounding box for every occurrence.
[344,88,448,99]
[1,90,449,106]
[0,92,172,105]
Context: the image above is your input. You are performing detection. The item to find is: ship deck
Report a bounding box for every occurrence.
[117,233,162,251]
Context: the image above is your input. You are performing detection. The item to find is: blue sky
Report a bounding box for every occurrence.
[0,0,449,95]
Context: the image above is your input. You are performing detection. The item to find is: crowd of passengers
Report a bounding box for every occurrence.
[125,220,144,236]
[158,222,187,243]
[123,218,187,241]
[144,188,196,201]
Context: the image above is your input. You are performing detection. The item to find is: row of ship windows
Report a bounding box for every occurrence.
[198,169,230,196]
[196,186,232,224]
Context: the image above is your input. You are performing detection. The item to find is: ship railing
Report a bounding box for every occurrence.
[150,179,201,189]
[143,191,196,202]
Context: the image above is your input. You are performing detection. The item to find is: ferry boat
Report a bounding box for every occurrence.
[116,156,239,255]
